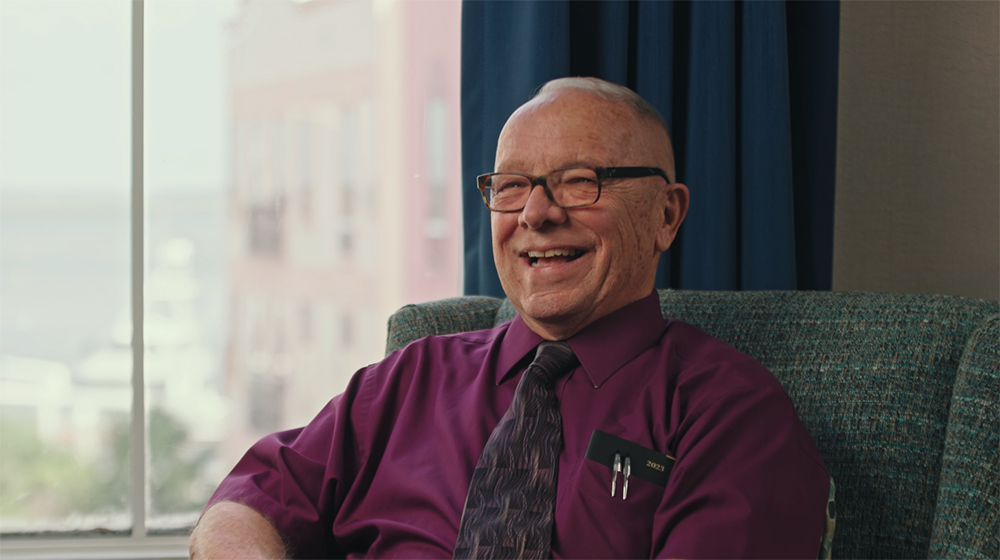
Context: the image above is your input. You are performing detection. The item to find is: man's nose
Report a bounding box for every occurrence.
[519,182,567,229]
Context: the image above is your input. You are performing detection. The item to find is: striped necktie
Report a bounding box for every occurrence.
[454,341,579,560]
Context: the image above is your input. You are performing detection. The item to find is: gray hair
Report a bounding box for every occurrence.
[536,77,669,134]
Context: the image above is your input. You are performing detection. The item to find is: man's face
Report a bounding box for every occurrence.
[491,89,687,340]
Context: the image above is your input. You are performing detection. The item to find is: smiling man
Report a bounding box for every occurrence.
[489,82,685,341]
[190,78,829,559]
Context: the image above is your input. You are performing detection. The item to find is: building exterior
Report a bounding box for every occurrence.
[221,0,463,462]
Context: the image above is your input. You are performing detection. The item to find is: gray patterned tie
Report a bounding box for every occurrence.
[453,341,579,560]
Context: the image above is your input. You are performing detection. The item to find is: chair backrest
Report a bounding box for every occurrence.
[385,290,999,559]
[928,313,999,558]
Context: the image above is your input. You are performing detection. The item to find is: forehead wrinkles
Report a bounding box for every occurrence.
[497,94,638,168]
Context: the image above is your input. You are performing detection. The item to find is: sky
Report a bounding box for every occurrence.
[0,0,237,193]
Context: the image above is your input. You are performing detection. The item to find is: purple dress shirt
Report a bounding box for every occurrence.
[208,292,829,558]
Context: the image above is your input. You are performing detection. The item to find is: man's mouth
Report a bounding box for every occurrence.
[526,249,585,268]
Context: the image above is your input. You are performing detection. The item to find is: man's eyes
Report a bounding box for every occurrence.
[562,175,597,184]
[495,177,531,190]
[491,171,597,192]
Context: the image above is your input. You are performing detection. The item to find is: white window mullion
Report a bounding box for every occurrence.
[130,0,147,540]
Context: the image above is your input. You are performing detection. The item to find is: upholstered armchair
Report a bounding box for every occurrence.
[386,290,999,559]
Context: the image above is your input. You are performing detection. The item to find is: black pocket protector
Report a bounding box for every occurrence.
[584,430,675,487]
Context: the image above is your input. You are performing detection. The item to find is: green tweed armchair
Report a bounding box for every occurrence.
[385,290,999,559]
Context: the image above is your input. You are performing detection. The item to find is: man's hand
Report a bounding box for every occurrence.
[189,501,288,559]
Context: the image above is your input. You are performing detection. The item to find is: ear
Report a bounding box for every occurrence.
[655,182,689,253]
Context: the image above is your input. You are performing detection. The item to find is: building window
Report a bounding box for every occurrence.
[300,304,312,345]
[248,198,285,256]
[298,119,314,222]
[248,374,285,433]
[270,118,286,198]
[341,312,353,349]
[425,95,450,227]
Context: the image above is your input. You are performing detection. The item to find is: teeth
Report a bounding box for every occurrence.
[526,249,584,267]
[527,249,580,258]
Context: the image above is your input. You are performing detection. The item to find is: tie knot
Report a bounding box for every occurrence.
[530,341,579,385]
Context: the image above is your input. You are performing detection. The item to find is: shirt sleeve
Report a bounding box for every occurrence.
[205,364,373,559]
[654,360,830,559]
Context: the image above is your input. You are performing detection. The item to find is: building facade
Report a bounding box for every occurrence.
[222,0,463,462]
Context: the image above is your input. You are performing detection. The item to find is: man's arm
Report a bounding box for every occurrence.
[189,501,288,560]
[652,377,829,559]
[195,369,374,558]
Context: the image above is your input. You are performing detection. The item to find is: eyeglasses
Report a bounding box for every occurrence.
[476,166,670,213]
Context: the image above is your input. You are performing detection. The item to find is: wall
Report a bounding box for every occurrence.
[834,1,999,301]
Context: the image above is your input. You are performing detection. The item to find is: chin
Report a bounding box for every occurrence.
[516,293,587,325]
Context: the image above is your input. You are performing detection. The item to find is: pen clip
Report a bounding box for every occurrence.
[622,456,631,501]
[611,452,621,497]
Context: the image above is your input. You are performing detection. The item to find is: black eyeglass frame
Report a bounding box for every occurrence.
[476,166,671,213]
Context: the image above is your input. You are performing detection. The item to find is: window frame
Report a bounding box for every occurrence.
[1,1,465,555]
[0,535,190,559]
[0,2,189,556]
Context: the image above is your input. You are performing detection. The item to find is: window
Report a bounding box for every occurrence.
[425,95,453,272]
[0,0,462,555]
[1,0,132,536]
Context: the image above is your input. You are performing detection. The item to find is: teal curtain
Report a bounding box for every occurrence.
[461,0,840,296]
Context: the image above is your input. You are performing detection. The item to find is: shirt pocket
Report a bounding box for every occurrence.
[555,458,667,559]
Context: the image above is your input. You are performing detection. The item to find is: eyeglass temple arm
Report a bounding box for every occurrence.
[603,167,671,183]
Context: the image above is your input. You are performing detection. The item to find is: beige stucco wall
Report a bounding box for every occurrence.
[834,1,999,301]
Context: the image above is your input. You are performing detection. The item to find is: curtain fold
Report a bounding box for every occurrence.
[461,0,839,296]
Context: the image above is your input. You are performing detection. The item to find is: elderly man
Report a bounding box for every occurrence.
[190,78,829,559]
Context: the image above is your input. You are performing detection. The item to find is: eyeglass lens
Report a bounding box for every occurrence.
[486,167,600,211]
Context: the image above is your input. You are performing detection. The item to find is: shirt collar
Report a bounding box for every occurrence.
[496,291,666,388]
